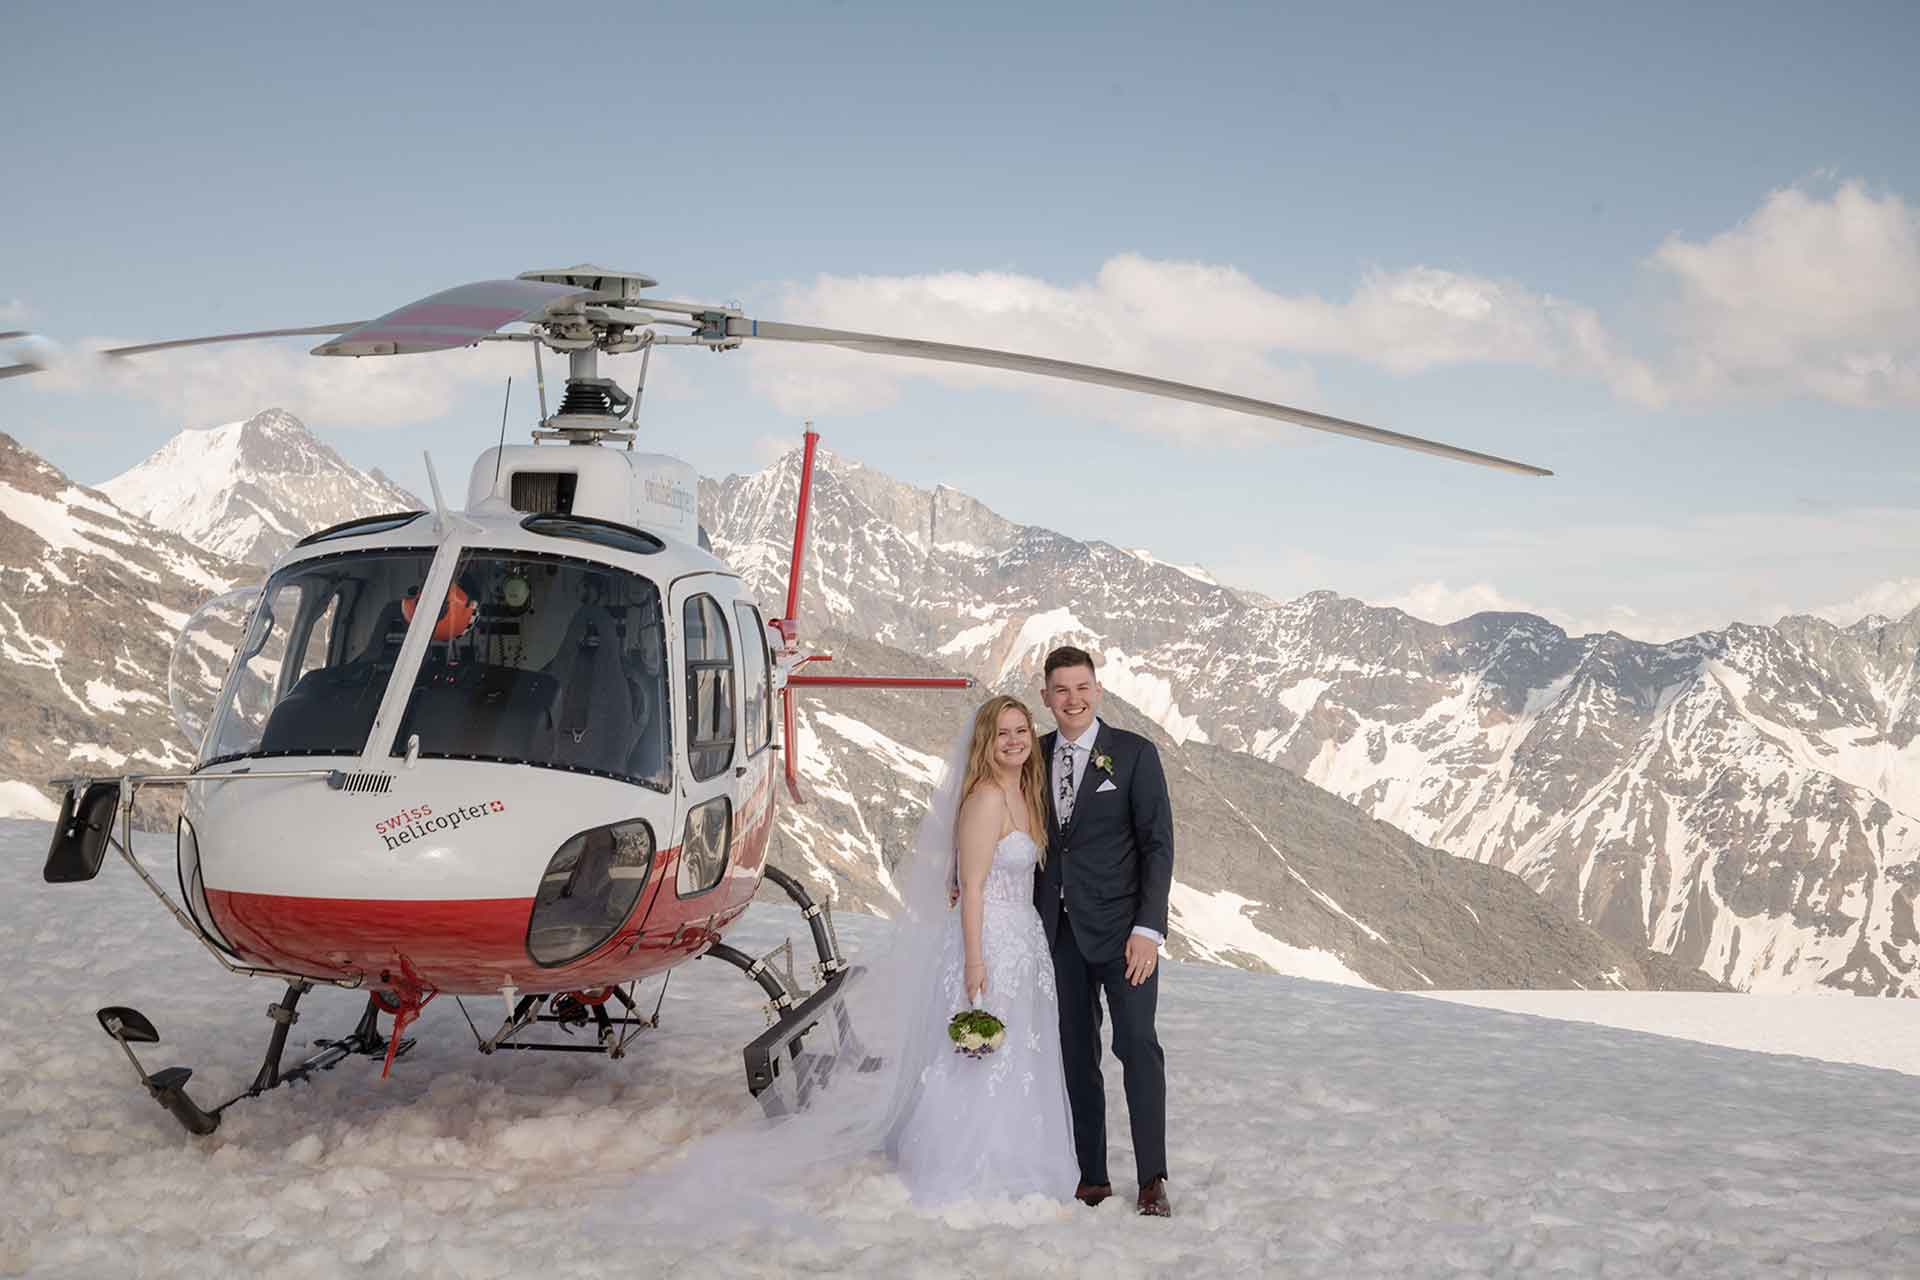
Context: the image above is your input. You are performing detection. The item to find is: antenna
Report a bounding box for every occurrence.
[493,377,512,487]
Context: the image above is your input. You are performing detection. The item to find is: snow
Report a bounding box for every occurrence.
[808,710,946,787]
[1168,882,1370,986]
[83,678,160,714]
[1422,990,1920,1077]
[98,419,250,535]
[0,782,59,820]
[1097,648,1208,746]
[0,484,122,558]
[1126,547,1220,587]
[996,606,1095,681]
[3,816,1919,1277]
[936,619,1001,656]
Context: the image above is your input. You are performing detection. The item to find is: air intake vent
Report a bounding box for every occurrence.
[326,771,394,795]
[510,471,577,514]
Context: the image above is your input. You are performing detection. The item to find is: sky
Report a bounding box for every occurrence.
[3,1,1918,643]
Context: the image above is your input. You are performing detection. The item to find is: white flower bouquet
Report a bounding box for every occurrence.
[948,1008,1007,1058]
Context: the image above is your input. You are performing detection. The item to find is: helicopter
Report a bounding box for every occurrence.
[13,265,1550,1138]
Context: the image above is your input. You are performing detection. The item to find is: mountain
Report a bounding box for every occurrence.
[0,434,243,817]
[0,428,1689,992]
[705,447,1920,994]
[100,409,421,567]
[771,629,1719,991]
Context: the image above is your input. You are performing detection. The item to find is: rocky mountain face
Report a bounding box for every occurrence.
[101,409,421,567]
[771,629,1717,992]
[0,434,243,818]
[0,424,1702,992]
[705,448,1920,995]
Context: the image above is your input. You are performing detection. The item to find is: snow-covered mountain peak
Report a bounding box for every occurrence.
[701,445,1920,995]
[100,408,421,567]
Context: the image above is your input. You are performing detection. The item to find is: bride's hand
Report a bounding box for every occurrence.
[965,961,988,1003]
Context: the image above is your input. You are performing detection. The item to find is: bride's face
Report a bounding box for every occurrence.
[993,706,1033,771]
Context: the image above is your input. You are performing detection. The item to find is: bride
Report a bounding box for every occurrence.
[595,695,1078,1218]
[887,694,1079,1203]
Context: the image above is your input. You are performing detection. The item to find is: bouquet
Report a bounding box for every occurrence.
[948,1008,1007,1059]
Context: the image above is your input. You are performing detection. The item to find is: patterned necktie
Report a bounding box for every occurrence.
[1056,740,1076,828]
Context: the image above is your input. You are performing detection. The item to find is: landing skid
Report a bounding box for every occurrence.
[707,863,880,1116]
[454,982,663,1059]
[98,983,413,1136]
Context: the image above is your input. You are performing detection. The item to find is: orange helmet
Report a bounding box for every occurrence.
[401,583,478,642]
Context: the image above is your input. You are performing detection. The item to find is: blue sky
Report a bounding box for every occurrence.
[4,2,1918,641]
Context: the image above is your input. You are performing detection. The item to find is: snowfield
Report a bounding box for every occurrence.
[3,817,1918,1278]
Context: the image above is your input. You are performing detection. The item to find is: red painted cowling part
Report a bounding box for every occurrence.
[770,427,972,803]
[777,428,821,805]
[783,427,819,629]
[787,675,974,689]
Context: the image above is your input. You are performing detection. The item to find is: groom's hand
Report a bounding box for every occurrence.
[1124,934,1158,986]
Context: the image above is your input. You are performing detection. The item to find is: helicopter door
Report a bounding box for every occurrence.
[669,582,740,909]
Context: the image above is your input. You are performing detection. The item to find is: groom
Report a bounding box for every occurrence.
[1034,645,1174,1218]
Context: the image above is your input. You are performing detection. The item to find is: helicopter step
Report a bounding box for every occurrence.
[97,984,413,1137]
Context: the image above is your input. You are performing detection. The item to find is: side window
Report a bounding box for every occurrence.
[677,795,732,897]
[683,594,735,781]
[734,603,772,755]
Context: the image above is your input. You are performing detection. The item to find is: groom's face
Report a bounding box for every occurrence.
[1042,662,1101,740]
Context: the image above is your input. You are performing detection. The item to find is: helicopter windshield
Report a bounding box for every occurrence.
[202,549,436,766]
[388,550,672,791]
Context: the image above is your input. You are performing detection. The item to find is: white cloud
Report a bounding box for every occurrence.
[1381,580,1542,625]
[743,179,1920,436]
[1376,580,1717,644]
[1806,578,1920,628]
[744,256,1642,442]
[749,433,796,466]
[1643,180,1920,407]
[39,337,528,430]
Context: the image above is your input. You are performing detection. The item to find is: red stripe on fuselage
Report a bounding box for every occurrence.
[206,883,704,994]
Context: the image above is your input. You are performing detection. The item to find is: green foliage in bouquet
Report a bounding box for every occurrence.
[948,1008,1008,1058]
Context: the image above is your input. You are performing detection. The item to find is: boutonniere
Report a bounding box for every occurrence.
[1092,752,1114,777]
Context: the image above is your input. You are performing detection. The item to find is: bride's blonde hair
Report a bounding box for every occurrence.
[957,695,1050,865]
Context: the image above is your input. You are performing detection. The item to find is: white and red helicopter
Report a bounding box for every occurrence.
[9,267,1548,1136]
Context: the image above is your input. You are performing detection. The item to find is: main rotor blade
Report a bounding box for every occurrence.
[313,279,590,357]
[1,332,45,379]
[103,324,365,360]
[727,318,1552,476]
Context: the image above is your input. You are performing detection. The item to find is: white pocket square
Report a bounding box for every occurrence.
[1096,778,1118,793]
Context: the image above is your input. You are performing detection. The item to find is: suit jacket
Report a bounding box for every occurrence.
[1033,721,1174,964]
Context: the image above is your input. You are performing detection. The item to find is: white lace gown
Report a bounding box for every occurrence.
[889,829,1081,1204]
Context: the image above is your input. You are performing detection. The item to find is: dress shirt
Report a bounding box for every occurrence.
[1053,718,1164,948]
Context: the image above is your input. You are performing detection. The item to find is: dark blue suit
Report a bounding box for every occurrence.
[1034,721,1172,1188]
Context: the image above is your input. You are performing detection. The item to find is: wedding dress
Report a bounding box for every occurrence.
[889,828,1080,1204]
[590,727,1077,1224]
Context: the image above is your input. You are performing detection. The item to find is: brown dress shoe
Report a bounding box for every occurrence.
[1137,1178,1171,1217]
[1074,1181,1113,1206]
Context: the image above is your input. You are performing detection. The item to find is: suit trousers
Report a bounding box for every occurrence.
[1051,906,1169,1188]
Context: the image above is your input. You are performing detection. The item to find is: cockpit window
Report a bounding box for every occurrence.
[388,550,671,790]
[520,513,665,557]
[202,550,435,766]
[296,511,427,548]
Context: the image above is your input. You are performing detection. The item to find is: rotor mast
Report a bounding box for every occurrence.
[517,266,662,446]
